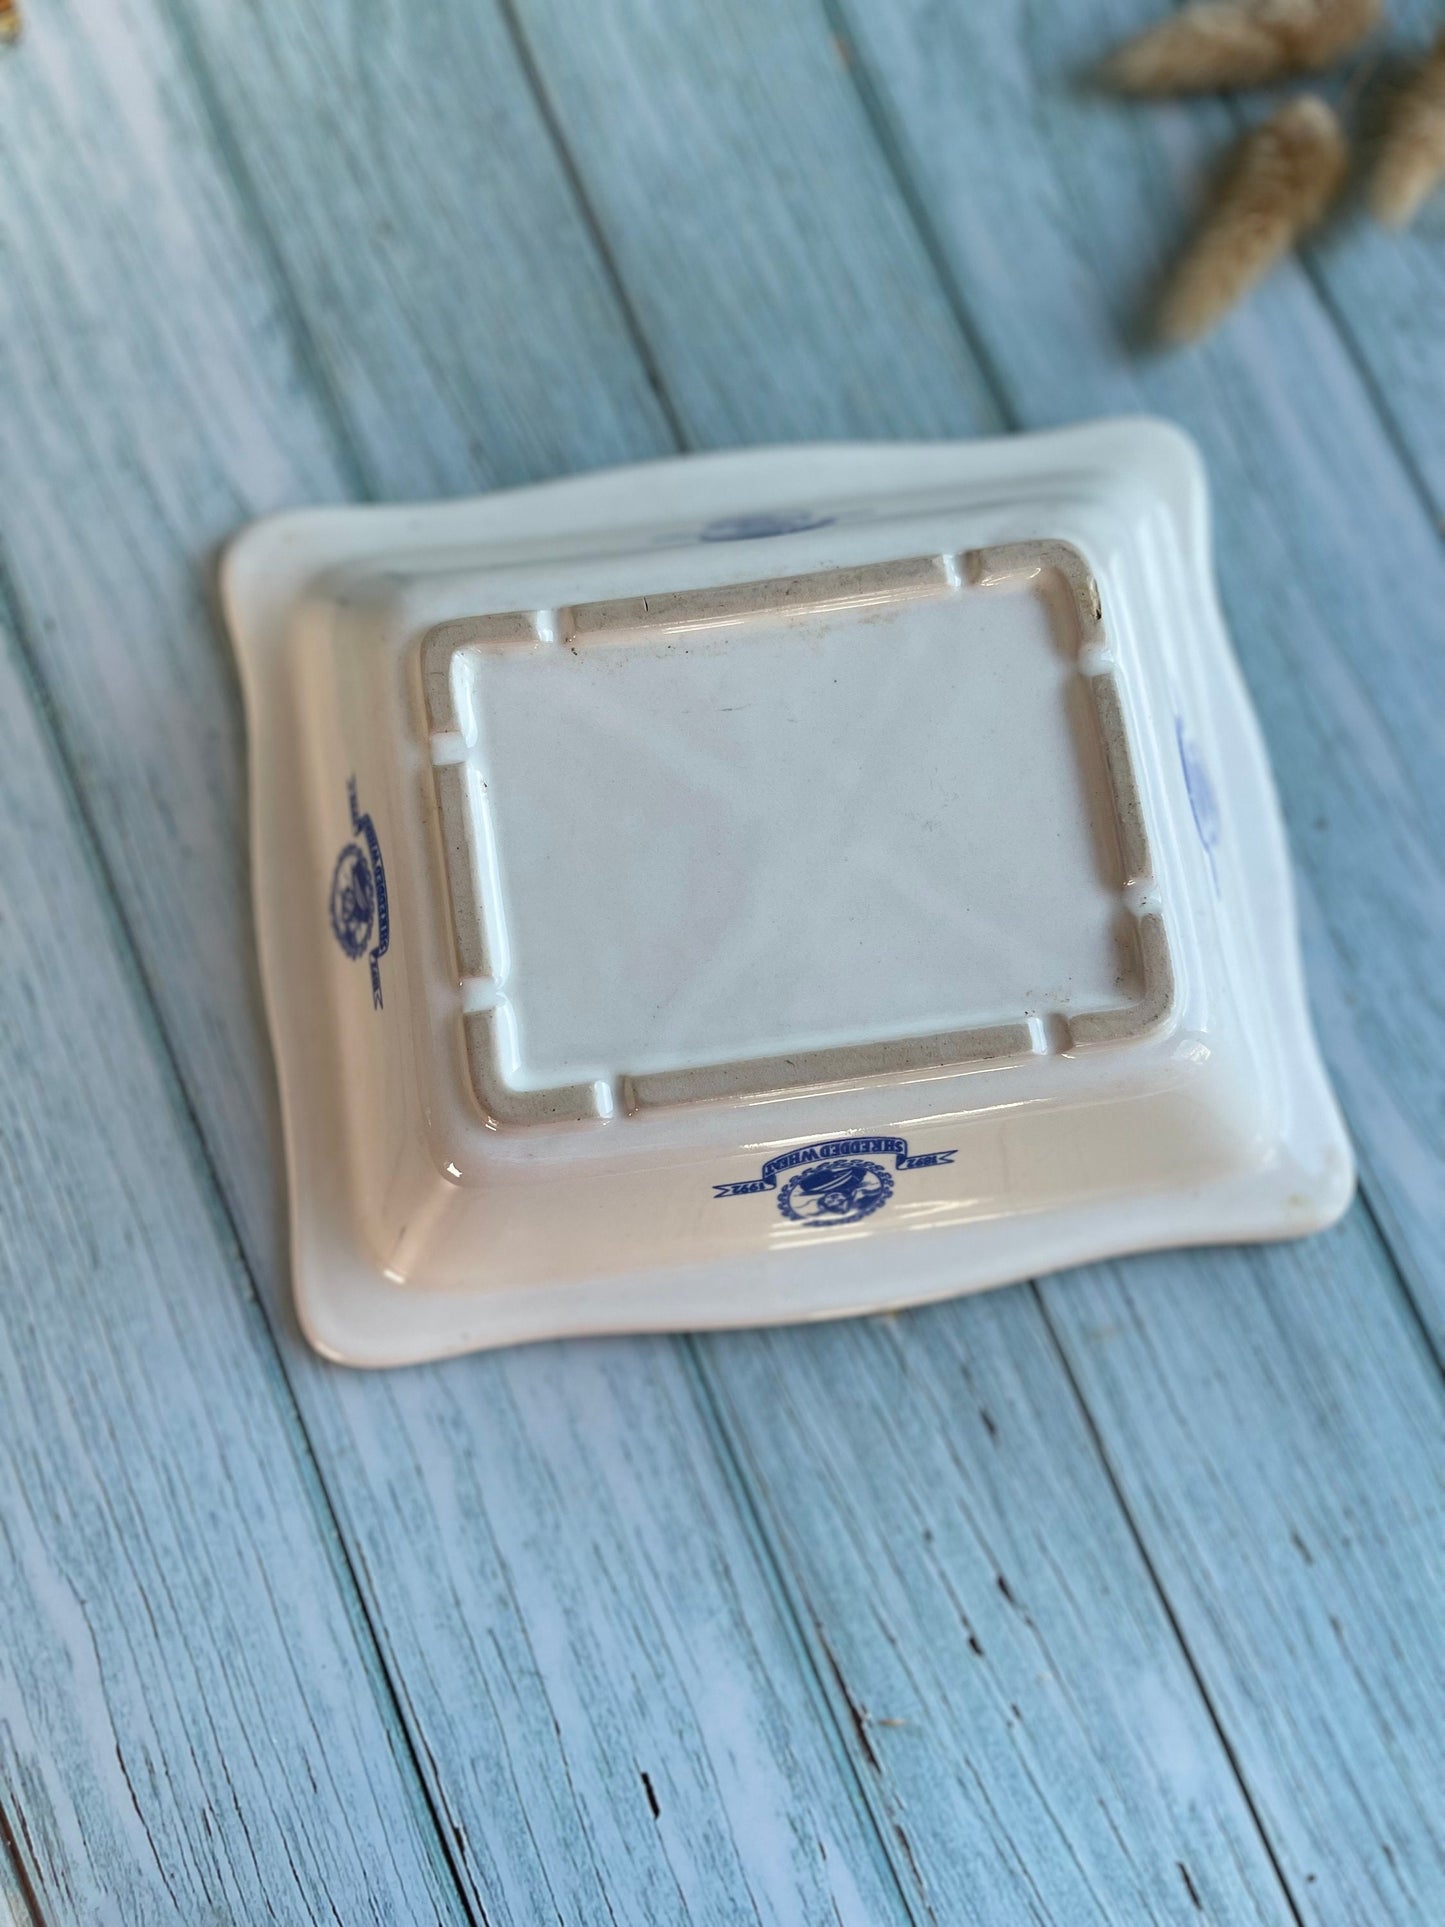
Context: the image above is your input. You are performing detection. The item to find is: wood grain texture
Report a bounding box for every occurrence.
[806,0,1445,1912]
[0,618,465,1922]
[0,2,914,1919]
[4,0,1318,1917]
[827,0,1445,1313]
[153,0,672,499]
[1284,0,1445,519]
[319,1342,915,1926]
[1040,1222,1445,1921]
[489,0,1445,1914]
[3,0,1443,1920]
[0,0,1293,1918]
[697,1305,1292,1926]
[504,0,1003,443]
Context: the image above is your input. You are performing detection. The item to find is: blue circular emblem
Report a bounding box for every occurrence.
[700,510,835,542]
[778,1158,894,1226]
[329,841,375,960]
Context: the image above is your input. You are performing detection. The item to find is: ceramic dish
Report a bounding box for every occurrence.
[223,420,1353,1365]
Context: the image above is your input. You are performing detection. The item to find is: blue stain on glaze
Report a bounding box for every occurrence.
[700,510,835,541]
[716,1135,956,1225]
[329,777,390,1007]
[1175,716,1221,891]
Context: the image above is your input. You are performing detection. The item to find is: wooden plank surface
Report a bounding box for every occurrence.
[500,0,1004,443]
[827,0,1445,1353]
[154,0,672,498]
[306,1352,915,1924]
[0,2,919,1919]
[1,0,1443,1917]
[808,0,1445,1912]
[1042,1224,1445,1919]
[496,0,1445,1917]
[0,616,465,1920]
[0,0,1293,1918]
[696,1307,1292,1926]
[5,0,1326,1915]
[1288,0,1445,518]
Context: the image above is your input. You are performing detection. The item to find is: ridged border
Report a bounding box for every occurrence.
[422,540,1173,1127]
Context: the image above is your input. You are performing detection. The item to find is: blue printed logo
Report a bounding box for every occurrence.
[779,1159,893,1224]
[716,1136,956,1226]
[329,777,390,1008]
[1174,715,1221,891]
[699,510,835,542]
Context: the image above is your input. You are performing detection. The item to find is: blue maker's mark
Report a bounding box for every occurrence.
[716,1135,956,1226]
[779,1159,893,1225]
[700,510,835,542]
[328,776,390,1008]
[1175,716,1222,891]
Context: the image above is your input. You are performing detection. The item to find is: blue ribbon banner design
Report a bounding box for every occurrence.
[714,1136,956,1199]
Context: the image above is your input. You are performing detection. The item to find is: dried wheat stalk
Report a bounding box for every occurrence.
[1159,97,1348,341]
[1107,0,1378,93]
[1370,31,1445,226]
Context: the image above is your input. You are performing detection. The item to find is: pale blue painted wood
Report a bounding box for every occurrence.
[791,0,1445,1912]
[826,0,1445,1361]
[308,1347,912,1925]
[1039,1221,1445,1919]
[500,0,1004,444]
[1256,0,1445,518]
[0,0,1315,1917]
[496,0,1445,1916]
[1,0,1443,1920]
[1219,0,1445,1341]
[699,1301,1292,1925]
[152,0,672,498]
[0,3,921,1919]
[0,620,465,1919]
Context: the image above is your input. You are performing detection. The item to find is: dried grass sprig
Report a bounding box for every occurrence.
[1106,0,1378,93]
[1370,31,1445,225]
[1158,97,1348,341]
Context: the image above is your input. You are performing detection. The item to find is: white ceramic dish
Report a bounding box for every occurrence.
[224,421,1353,1366]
